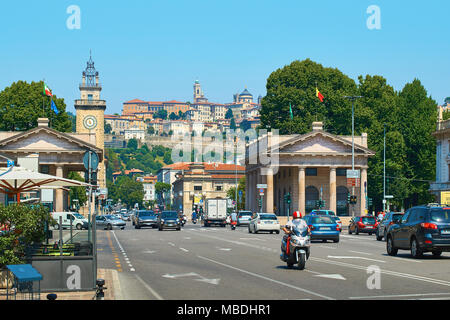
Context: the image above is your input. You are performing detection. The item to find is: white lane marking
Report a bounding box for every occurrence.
[349,250,373,256]
[350,292,450,299]
[168,242,175,247]
[163,272,220,285]
[312,256,450,288]
[112,231,135,272]
[197,255,335,300]
[218,248,232,251]
[314,274,347,280]
[327,255,386,263]
[134,274,164,300]
[180,247,189,252]
[389,256,422,263]
[143,250,156,254]
[240,237,266,241]
[319,246,337,250]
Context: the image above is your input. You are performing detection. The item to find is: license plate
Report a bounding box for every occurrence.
[441,230,450,235]
[365,226,374,229]
[320,227,331,230]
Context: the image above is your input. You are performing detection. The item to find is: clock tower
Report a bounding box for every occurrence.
[75,53,106,188]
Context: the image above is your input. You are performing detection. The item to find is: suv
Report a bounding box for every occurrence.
[375,212,404,241]
[158,211,181,231]
[386,205,450,258]
[348,216,378,235]
[135,210,158,229]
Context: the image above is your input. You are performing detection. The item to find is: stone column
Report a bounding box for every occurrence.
[298,167,306,215]
[360,167,367,215]
[55,165,64,212]
[245,170,249,211]
[266,168,274,213]
[329,167,337,213]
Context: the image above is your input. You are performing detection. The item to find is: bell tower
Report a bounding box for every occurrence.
[74,53,106,188]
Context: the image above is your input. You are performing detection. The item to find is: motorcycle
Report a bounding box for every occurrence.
[280,228,311,270]
[230,220,237,230]
[192,217,197,224]
[180,215,187,227]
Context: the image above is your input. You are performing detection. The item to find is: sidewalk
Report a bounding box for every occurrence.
[0,268,119,300]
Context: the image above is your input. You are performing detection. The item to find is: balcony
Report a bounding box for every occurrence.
[79,83,102,89]
[436,119,450,131]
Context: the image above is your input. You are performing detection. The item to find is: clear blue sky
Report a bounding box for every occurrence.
[1,0,449,115]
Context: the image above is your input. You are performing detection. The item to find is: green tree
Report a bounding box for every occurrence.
[226,177,246,210]
[169,112,178,120]
[68,172,88,207]
[225,108,234,119]
[154,109,168,120]
[127,138,138,150]
[147,126,155,135]
[108,176,144,209]
[155,182,171,205]
[230,118,237,130]
[0,80,72,132]
[105,122,112,134]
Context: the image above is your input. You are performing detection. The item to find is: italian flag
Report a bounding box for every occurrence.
[43,83,53,97]
[316,87,324,102]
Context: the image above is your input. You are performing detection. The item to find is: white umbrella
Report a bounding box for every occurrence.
[0,166,90,204]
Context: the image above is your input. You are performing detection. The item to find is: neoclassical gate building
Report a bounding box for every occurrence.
[245,122,375,217]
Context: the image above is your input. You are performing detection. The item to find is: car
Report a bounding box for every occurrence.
[303,215,340,243]
[122,213,131,221]
[248,213,281,234]
[309,210,336,216]
[51,212,88,230]
[386,204,450,258]
[375,212,404,241]
[348,216,378,235]
[330,216,342,233]
[134,210,158,229]
[237,211,253,226]
[158,210,181,231]
[95,214,126,230]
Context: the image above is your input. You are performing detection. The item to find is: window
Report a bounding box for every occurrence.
[194,186,202,191]
[216,186,222,191]
[88,94,93,101]
[306,168,317,176]
[337,168,346,176]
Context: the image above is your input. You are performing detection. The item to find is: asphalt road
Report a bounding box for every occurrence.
[96,221,450,300]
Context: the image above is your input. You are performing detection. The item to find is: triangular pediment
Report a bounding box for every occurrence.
[277,131,374,155]
[0,127,102,154]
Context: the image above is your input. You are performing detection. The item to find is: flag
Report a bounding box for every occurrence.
[289,102,294,120]
[316,87,324,102]
[51,99,59,115]
[43,83,52,97]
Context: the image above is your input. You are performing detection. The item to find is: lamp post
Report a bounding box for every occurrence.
[344,95,363,216]
[383,123,386,213]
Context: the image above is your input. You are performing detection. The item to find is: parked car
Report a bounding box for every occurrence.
[122,213,131,221]
[348,216,378,235]
[157,211,181,231]
[237,211,253,226]
[303,215,340,243]
[51,212,88,230]
[386,204,450,258]
[95,214,126,230]
[135,210,158,229]
[330,216,342,233]
[376,212,404,241]
[248,213,280,234]
[309,210,336,216]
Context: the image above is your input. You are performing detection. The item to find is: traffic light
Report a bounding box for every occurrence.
[349,195,357,205]
[284,193,291,204]
[368,198,373,206]
[347,193,351,204]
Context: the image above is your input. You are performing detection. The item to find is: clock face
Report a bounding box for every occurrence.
[83,115,97,130]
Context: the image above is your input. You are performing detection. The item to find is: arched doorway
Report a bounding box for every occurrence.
[337,186,349,216]
[305,186,319,214]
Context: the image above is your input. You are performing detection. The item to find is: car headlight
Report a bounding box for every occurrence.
[161,219,165,223]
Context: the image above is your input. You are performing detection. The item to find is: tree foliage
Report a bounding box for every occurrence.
[0,80,72,132]
[260,59,438,210]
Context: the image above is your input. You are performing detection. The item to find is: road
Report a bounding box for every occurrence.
[96,221,450,300]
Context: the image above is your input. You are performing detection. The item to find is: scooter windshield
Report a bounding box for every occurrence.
[292,228,309,238]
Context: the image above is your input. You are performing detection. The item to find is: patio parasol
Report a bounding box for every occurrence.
[0,166,90,203]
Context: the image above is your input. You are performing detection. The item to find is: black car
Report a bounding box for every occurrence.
[387,204,450,258]
[134,210,158,229]
[376,212,404,241]
[158,210,181,231]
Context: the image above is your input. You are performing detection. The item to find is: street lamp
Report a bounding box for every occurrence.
[344,95,363,216]
[383,123,387,213]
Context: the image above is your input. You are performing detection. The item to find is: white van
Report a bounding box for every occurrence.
[52,212,88,230]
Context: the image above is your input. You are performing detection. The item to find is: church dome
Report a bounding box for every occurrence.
[239,88,253,97]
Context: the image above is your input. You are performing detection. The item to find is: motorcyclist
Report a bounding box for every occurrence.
[282,211,309,255]
[230,211,237,229]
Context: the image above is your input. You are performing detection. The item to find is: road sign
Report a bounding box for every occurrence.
[257,184,267,189]
[259,188,265,194]
[346,170,360,179]
[83,151,99,171]
[385,195,394,199]
[347,178,360,187]
[238,190,243,196]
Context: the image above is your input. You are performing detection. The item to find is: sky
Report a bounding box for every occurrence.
[0,0,449,115]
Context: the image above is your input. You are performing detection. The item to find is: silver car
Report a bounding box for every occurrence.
[237,211,253,226]
[96,215,126,230]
